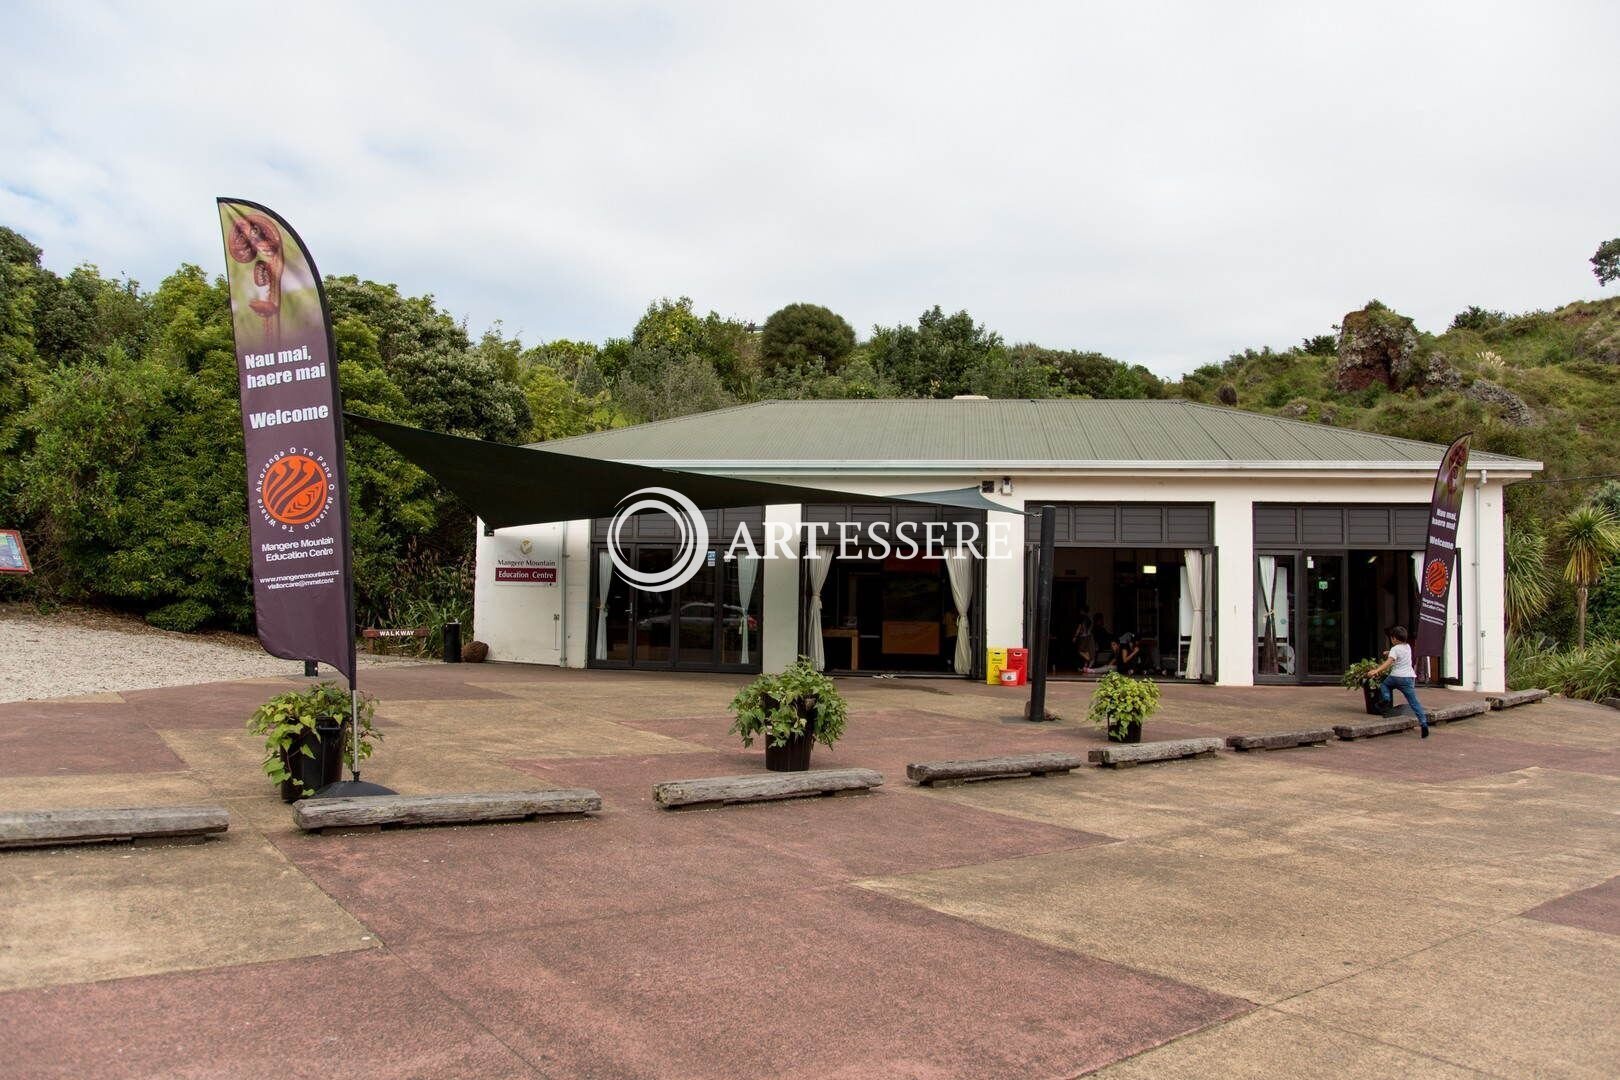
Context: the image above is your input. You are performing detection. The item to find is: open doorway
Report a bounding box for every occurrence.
[1038,547,1195,679]
[815,552,966,674]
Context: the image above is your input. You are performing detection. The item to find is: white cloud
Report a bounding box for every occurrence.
[3,0,1617,375]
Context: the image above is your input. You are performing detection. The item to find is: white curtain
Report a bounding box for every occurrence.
[945,549,975,675]
[594,551,612,661]
[1257,555,1277,643]
[1183,549,1205,680]
[736,554,760,665]
[1177,564,1194,676]
[806,546,834,671]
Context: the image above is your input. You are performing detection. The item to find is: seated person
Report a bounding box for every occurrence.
[1116,632,1145,676]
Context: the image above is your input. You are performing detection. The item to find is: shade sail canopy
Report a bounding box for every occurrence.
[344,413,1012,529]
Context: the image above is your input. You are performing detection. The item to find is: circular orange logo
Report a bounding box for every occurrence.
[260,454,329,526]
[1424,558,1450,597]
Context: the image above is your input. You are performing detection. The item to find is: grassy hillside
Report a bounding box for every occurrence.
[1171,297,1620,521]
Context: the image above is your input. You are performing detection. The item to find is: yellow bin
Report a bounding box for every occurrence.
[985,647,1008,685]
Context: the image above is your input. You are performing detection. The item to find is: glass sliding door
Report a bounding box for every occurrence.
[1303,552,1347,679]
[1255,552,1296,679]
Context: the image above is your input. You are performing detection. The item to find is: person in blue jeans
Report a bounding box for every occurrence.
[1370,624,1430,737]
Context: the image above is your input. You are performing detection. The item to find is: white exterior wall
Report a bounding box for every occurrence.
[472,469,1512,690]
[472,519,564,665]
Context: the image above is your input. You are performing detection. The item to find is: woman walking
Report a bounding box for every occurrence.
[1370,625,1430,738]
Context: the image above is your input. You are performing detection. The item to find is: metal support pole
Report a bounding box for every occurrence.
[1028,504,1057,722]
[349,687,360,781]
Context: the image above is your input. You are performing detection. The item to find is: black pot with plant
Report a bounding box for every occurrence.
[1340,658,1385,715]
[728,657,849,772]
[247,683,380,801]
[1087,672,1161,743]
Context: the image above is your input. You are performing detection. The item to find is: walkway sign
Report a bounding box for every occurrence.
[0,529,30,574]
[1414,434,1471,661]
[217,199,356,684]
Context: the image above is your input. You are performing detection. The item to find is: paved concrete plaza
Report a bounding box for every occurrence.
[1,666,1616,1078]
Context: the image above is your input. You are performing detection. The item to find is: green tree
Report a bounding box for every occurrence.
[323,276,469,365]
[760,303,856,375]
[1554,505,1620,648]
[868,306,1004,398]
[613,354,735,422]
[1504,518,1554,633]
[390,347,532,442]
[1592,238,1620,286]
[521,364,619,442]
[15,346,250,629]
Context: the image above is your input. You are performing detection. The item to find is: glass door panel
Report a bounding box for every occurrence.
[633,548,673,664]
[676,561,717,664]
[602,558,631,663]
[1304,553,1346,678]
[1255,553,1296,678]
[721,555,762,667]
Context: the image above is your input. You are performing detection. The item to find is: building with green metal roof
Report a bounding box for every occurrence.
[478,399,1539,692]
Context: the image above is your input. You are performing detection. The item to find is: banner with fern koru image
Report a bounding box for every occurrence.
[218,199,355,681]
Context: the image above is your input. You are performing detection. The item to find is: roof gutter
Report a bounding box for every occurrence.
[574,458,1542,477]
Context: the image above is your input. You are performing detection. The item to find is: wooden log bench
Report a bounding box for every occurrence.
[906,752,1086,786]
[0,805,229,850]
[1224,728,1334,751]
[1429,700,1490,723]
[1486,688,1549,710]
[1087,738,1224,768]
[293,789,600,834]
[653,768,882,810]
[1334,715,1418,740]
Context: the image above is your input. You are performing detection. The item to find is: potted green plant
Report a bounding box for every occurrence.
[1341,658,1385,715]
[1087,672,1160,743]
[728,657,848,771]
[247,682,380,801]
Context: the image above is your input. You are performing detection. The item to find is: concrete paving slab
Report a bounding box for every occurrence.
[1144,826,1620,916]
[1275,919,1620,1079]
[1453,696,1620,749]
[372,698,710,759]
[0,832,373,991]
[1090,1008,1484,1079]
[861,843,1491,1003]
[0,711,186,777]
[1289,728,1620,783]
[0,772,217,812]
[0,949,539,1079]
[275,776,1098,947]
[1522,874,1620,937]
[395,886,1250,1080]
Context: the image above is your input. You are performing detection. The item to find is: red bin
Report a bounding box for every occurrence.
[1002,647,1029,686]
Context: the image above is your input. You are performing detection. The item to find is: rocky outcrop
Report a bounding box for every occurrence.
[1335,304,1419,391]
[1465,378,1536,427]
[1405,350,1466,392]
[1575,319,1620,365]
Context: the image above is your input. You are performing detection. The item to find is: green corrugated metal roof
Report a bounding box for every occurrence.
[532,399,1541,470]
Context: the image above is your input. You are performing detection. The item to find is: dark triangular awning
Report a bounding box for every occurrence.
[344,413,1012,529]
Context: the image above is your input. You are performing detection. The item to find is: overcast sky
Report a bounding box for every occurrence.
[3,1,1616,376]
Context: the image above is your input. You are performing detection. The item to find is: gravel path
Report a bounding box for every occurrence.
[1,605,417,702]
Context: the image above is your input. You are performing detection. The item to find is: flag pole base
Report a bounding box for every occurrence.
[313,779,397,798]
